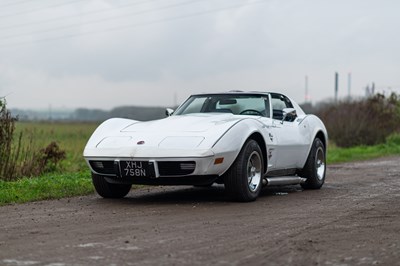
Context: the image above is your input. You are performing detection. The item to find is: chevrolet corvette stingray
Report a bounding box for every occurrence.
[84,91,328,202]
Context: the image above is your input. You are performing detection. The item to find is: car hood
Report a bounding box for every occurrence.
[122,113,240,133]
[90,113,249,153]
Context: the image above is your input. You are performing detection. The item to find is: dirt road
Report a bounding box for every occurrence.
[1,157,400,266]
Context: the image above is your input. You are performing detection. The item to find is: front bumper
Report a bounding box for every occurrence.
[103,174,220,186]
[85,153,232,181]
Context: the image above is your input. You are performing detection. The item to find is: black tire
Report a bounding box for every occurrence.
[224,139,264,202]
[91,173,132,198]
[300,138,326,189]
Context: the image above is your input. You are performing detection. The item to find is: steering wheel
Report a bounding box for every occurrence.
[239,109,263,116]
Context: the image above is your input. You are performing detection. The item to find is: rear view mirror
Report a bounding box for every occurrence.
[282,108,297,123]
[165,108,174,117]
[219,99,237,105]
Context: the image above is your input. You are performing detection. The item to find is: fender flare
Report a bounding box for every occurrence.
[211,119,270,175]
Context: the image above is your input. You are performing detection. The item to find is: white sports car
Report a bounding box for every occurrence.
[84,91,327,202]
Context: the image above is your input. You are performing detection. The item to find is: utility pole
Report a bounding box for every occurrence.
[334,72,339,103]
[173,92,178,107]
[347,72,351,99]
[365,85,370,97]
[304,75,309,103]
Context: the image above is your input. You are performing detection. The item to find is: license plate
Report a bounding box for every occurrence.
[119,161,155,178]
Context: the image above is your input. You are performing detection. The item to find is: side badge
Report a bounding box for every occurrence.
[268,148,274,160]
[269,133,274,142]
[137,140,145,145]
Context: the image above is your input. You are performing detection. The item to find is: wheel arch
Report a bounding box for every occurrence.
[297,114,328,169]
[248,132,268,173]
[211,119,270,176]
[315,130,327,150]
[300,128,328,170]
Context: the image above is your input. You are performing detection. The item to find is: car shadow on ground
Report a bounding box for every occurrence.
[94,184,305,205]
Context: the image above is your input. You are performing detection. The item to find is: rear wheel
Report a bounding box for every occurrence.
[92,173,132,198]
[224,139,264,202]
[300,138,326,189]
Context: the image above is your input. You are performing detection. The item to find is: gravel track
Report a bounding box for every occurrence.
[1,156,399,266]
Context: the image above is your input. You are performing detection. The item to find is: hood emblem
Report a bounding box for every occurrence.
[137,140,145,145]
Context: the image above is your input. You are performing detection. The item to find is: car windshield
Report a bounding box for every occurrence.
[174,94,270,117]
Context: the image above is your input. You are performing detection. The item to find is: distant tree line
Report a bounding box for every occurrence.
[315,93,400,147]
[71,106,168,121]
[11,106,173,122]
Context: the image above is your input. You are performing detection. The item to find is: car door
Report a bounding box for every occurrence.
[268,93,310,169]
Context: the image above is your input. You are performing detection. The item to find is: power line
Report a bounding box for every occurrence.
[0,0,161,31]
[0,0,204,40]
[0,0,36,8]
[0,0,88,19]
[0,0,268,48]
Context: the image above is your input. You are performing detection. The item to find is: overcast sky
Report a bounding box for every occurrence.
[0,0,399,110]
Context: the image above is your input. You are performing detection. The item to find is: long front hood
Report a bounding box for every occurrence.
[122,114,233,133]
[84,114,246,158]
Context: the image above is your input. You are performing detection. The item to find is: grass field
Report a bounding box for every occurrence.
[327,134,400,163]
[1,121,399,206]
[0,121,100,205]
[15,121,99,173]
[0,172,92,205]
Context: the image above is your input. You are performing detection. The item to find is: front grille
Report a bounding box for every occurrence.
[158,161,196,176]
[89,160,115,175]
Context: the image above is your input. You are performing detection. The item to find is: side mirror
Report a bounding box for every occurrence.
[165,108,174,117]
[281,108,297,123]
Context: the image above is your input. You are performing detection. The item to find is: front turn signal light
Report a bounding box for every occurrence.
[214,157,224,165]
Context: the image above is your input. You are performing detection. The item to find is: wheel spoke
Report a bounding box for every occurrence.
[315,147,325,180]
[247,152,262,192]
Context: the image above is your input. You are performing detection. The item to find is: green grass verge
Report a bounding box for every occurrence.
[1,134,400,206]
[0,172,93,206]
[328,133,400,164]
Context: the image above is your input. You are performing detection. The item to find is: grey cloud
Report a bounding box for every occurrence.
[0,0,400,108]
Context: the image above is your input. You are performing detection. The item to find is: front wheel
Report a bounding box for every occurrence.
[300,138,326,189]
[224,139,264,202]
[92,173,132,198]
